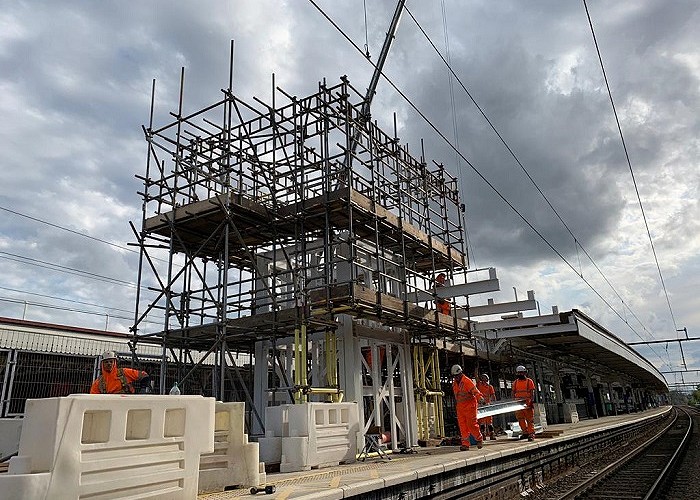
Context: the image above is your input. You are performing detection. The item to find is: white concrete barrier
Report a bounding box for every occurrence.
[0,394,214,500]
[259,402,359,472]
[198,402,266,493]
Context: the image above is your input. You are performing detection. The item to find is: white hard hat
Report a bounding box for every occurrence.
[101,350,118,361]
[516,365,526,372]
[451,364,463,376]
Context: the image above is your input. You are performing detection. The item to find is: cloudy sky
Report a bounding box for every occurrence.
[1,1,698,391]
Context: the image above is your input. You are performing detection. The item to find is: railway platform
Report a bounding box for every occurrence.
[200,406,671,499]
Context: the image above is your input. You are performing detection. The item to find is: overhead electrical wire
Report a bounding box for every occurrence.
[439,0,476,267]
[402,4,674,371]
[0,295,159,326]
[0,251,136,288]
[0,205,138,255]
[0,254,164,325]
[402,6,656,344]
[305,0,671,369]
[0,285,136,314]
[0,206,175,320]
[582,0,680,336]
[0,205,170,265]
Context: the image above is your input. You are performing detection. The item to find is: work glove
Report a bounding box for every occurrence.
[478,397,485,405]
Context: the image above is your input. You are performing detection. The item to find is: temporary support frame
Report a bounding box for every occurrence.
[130,44,472,441]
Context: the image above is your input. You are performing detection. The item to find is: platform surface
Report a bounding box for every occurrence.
[199,406,670,499]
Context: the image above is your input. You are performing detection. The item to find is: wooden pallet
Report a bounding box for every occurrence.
[537,430,564,438]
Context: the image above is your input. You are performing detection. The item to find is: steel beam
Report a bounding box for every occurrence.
[459,290,537,318]
[477,399,527,419]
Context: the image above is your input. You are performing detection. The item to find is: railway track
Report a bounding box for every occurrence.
[543,406,693,500]
[418,408,673,500]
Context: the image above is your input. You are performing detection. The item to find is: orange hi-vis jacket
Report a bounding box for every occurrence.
[453,375,482,405]
[90,366,146,394]
[453,374,483,445]
[476,381,496,404]
[476,380,496,425]
[512,377,535,404]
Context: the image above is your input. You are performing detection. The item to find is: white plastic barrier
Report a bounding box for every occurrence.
[0,394,214,500]
[0,418,23,458]
[198,402,266,493]
[259,402,359,472]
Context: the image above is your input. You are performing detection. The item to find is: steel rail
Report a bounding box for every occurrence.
[642,406,694,499]
[552,407,691,500]
[423,409,671,500]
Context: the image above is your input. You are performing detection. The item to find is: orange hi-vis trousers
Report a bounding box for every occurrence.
[515,406,535,435]
[456,400,483,447]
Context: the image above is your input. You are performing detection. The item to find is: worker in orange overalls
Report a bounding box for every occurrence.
[477,373,497,440]
[435,272,451,315]
[512,364,536,441]
[90,351,150,394]
[452,364,484,450]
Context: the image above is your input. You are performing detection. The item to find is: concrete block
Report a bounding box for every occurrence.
[199,402,264,493]
[1,395,214,500]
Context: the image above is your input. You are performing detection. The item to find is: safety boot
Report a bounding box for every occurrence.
[459,445,469,451]
[527,434,534,442]
[489,432,496,441]
[476,440,483,449]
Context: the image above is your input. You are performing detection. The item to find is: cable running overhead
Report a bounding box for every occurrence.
[583,0,680,336]
[306,0,670,368]
[402,5,657,346]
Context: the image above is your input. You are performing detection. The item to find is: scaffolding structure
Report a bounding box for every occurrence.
[131,65,472,445]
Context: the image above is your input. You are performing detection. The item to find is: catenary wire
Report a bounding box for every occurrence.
[0,251,136,288]
[406,3,677,372]
[0,206,176,318]
[0,285,135,315]
[305,0,671,369]
[0,295,159,326]
[402,5,657,344]
[0,205,137,255]
[439,0,476,267]
[582,0,679,336]
[0,205,170,265]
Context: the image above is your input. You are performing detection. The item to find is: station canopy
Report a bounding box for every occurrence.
[473,309,667,391]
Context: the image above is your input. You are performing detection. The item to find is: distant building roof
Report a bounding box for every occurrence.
[0,316,160,358]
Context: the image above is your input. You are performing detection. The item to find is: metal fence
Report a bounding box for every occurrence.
[0,349,232,417]
[1,350,96,416]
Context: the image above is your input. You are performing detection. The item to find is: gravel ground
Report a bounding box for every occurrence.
[528,408,696,500]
